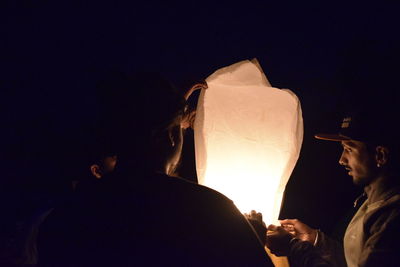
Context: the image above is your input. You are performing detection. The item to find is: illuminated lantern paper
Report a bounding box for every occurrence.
[194,59,303,224]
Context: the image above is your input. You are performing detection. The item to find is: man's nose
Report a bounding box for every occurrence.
[339,152,347,166]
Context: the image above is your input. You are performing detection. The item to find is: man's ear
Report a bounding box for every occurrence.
[375,146,389,167]
[90,164,103,179]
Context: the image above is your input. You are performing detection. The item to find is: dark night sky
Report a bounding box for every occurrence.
[1,1,399,234]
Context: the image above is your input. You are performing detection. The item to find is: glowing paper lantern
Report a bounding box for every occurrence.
[194,59,303,224]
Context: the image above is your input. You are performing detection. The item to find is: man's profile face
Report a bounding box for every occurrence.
[339,140,376,186]
[151,114,184,176]
[164,119,184,176]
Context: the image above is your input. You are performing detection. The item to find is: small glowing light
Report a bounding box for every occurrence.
[194,59,303,224]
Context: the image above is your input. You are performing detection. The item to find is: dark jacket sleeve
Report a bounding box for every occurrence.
[288,231,346,267]
[289,238,331,267]
[315,231,346,267]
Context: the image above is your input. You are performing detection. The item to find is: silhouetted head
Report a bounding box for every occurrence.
[95,72,186,176]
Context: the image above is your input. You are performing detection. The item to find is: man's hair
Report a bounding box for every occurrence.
[94,71,186,166]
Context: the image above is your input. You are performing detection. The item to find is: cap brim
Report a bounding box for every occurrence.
[314,133,351,141]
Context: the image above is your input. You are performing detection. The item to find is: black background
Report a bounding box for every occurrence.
[1,1,399,236]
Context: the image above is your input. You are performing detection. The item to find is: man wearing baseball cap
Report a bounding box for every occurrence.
[266,107,400,267]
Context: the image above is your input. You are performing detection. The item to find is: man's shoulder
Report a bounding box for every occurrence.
[374,191,400,214]
[365,191,400,234]
[150,174,240,213]
[38,174,273,266]
[386,192,400,206]
[163,174,233,201]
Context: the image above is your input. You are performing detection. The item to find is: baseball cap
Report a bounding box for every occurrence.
[314,108,397,146]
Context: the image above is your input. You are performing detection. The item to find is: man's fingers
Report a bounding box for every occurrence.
[279,219,298,225]
[267,224,279,231]
[193,83,207,90]
[184,83,204,100]
[282,223,294,231]
[251,210,262,216]
[189,82,208,92]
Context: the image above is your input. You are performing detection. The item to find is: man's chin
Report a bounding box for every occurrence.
[352,176,369,187]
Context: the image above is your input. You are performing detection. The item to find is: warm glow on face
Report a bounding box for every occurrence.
[194,60,303,224]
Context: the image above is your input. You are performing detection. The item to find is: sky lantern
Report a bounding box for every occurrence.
[194,59,303,224]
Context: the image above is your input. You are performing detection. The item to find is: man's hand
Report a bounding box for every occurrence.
[280,219,317,244]
[181,108,196,129]
[244,210,267,245]
[181,81,208,129]
[244,210,265,226]
[265,224,293,256]
[183,81,208,100]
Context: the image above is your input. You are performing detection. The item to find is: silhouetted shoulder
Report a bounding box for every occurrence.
[159,174,235,202]
[38,173,272,266]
